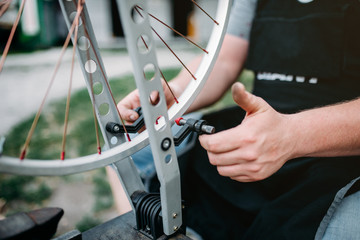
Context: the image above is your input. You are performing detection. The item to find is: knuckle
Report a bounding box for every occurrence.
[244,134,257,144]
[252,175,264,182]
[231,176,251,183]
[208,155,218,166]
[242,150,258,162]
[117,102,124,109]
[209,159,218,166]
[206,139,220,152]
[216,167,227,177]
[230,176,241,182]
[251,171,266,182]
[249,164,262,173]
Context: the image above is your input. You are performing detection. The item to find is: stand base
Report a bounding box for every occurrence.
[55,211,191,240]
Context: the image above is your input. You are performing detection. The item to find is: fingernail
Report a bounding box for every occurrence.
[130,114,136,121]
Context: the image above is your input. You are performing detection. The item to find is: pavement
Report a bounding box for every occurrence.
[0,44,198,136]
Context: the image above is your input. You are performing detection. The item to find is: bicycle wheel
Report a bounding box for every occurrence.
[0,0,232,176]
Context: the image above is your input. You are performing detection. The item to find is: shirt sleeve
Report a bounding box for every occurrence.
[226,0,257,40]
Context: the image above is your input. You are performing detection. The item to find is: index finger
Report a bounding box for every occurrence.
[199,127,241,153]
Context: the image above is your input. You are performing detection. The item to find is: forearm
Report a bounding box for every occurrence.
[289,98,360,158]
[170,35,249,113]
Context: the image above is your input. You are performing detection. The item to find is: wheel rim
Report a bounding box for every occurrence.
[0,0,232,176]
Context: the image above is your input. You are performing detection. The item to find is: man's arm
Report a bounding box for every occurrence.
[117,34,249,122]
[174,34,249,113]
[291,98,360,158]
[199,83,360,182]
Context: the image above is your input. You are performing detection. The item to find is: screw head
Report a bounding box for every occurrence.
[161,137,171,151]
[113,125,120,132]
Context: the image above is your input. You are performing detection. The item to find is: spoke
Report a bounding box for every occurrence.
[20,2,85,160]
[135,6,179,103]
[160,71,179,104]
[152,26,197,80]
[140,35,179,104]
[190,0,219,25]
[0,0,26,74]
[0,0,12,17]
[89,78,102,154]
[79,12,131,142]
[140,35,149,49]
[61,0,82,161]
[135,5,208,54]
[130,5,197,80]
[85,29,102,155]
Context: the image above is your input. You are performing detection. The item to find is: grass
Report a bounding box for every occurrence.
[0,174,52,216]
[92,168,113,212]
[76,215,102,232]
[0,176,51,204]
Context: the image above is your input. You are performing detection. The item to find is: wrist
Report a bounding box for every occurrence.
[283,113,308,160]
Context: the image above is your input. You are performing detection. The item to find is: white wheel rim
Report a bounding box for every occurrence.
[0,0,232,176]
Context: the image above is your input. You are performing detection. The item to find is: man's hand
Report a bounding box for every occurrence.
[199,82,295,182]
[117,90,142,124]
[117,80,181,124]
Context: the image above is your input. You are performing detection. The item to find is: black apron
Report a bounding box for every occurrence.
[181,1,360,239]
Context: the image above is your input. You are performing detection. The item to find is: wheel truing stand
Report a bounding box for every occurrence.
[58,0,224,238]
[60,0,181,237]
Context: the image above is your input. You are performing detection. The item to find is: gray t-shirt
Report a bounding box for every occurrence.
[226,0,257,40]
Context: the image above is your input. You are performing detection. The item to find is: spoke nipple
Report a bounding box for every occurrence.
[20,149,26,161]
[61,151,65,161]
[97,147,102,155]
[126,133,131,142]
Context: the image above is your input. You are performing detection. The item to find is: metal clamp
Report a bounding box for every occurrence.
[106,107,144,134]
[173,117,215,146]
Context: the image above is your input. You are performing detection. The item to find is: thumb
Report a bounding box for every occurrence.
[231,82,267,114]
